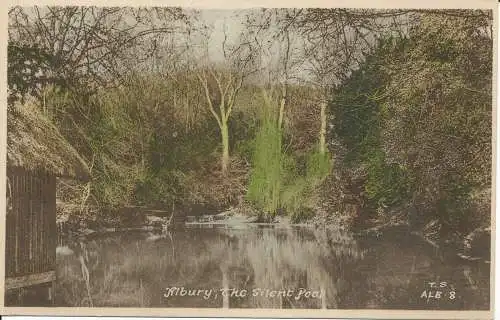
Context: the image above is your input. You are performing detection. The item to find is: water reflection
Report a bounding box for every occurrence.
[56,225,489,309]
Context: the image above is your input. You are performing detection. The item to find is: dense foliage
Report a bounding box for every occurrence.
[331,13,492,237]
[7,8,492,242]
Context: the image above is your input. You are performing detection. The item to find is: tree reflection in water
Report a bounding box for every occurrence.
[55,225,489,310]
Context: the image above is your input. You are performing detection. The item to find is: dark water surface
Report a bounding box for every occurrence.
[55,224,490,309]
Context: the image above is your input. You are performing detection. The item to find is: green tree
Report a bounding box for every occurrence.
[332,11,492,235]
[380,12,492,231]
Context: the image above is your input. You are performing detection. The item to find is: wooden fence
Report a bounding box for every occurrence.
[5,166,57,290]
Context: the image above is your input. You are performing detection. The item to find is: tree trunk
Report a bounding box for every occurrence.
[278,96,286,130]
[221,121,230,175]
[319,101,327,155]
[278,83,287,130]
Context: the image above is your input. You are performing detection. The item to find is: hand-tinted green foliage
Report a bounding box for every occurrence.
[331,12,492,235]
[8,8,491,240]
[42,85,150,211]
[306,147,332,182]
[331,37,412,212]
[246,92,284,217]
[42,70,255,217]
[381,13,492,233]
[8,43,59,105]
[247,90,332,222]
[363,150,411,208]
[281,149,332,223]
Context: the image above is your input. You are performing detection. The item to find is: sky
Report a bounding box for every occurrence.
[192,9,309,83]
[197,9,250,62]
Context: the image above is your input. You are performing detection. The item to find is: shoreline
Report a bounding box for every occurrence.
[58,208,490,265]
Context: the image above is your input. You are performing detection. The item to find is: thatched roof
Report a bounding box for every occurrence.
[7,99,90,181]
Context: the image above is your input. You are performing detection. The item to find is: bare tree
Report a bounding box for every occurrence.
[8,6,193,96]
[193,24,259,175]
[243,9,305,135]
[244,8,417,156]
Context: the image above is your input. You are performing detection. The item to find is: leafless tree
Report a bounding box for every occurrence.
[193,24,259,175]
[8,6,193,92]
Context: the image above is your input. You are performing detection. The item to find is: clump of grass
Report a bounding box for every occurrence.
[246,95,283,218]
[246,90,332,222]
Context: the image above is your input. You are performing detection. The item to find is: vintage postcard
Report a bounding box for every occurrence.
[0,0,496,318]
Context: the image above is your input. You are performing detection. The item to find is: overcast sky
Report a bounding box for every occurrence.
[190,8,309,84]
[197,9,248,62]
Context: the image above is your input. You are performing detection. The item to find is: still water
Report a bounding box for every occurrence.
[56,224,490,309]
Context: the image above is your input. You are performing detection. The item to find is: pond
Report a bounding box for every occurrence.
[55,224,490,309]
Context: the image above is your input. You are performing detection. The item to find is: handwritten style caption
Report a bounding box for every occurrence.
[163,286,324,300]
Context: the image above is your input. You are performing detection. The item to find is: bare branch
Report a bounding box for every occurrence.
[196,71,222,128]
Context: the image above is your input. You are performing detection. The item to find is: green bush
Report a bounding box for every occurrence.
[247,90,332,221]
